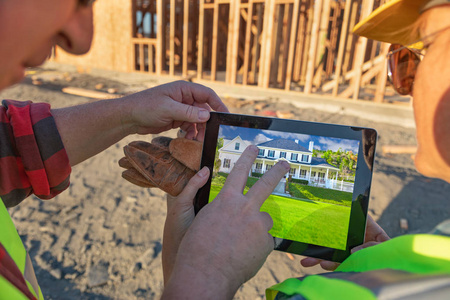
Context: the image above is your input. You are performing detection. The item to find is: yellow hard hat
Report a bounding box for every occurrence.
[353,0,450,46]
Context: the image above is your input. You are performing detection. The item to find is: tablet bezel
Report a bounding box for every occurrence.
[195,112,377,262]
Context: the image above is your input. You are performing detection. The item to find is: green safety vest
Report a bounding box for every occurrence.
[0,198,44,300]
[267,234,450,300]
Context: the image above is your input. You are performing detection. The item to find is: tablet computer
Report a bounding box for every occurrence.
[195,112,377,262]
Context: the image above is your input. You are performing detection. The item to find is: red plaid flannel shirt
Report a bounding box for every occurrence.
[0,100,71,207]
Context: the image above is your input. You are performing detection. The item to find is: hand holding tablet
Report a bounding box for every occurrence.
[164,146,290,298]
[196,112,378,262]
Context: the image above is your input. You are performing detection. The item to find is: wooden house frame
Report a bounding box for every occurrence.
[54,0,407,104]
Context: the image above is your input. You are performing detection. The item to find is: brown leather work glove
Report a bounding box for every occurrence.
[118,137,203,196]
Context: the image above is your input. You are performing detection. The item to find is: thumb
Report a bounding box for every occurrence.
[170,101,210,124]
[351,241,379,254]
[167,166,210,210]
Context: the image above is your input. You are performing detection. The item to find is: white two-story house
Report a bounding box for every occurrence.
[218,136,343,189]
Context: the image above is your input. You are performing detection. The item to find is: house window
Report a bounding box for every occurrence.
[291,153,298,161]
[300,169,307,177]
[318,173,325,179]
[289,168,296,176]
[235,142,240,150]
[311,171,316,177]
[255,163,262,172]
[259,149,265,156]
[268,150,275,157]
[266,165,272,171]
[301,154,309,162]
[280,152,286,158]
[223,159,231,168]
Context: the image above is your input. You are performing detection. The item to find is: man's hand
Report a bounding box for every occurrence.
[162,146,290,299]
[162,166,210,284]
[53,81,227,166]
[123,81,228,141]
[300,214,390,271]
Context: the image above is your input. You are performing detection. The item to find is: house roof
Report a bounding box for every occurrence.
[310,157,339,169]
[257,139,311,152]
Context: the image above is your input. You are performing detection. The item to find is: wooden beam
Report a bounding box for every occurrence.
[62,87,122,99]
[304,0,323,94]
[374,43,390,103]
[279,4,291,85]
[156,0,163,75]
[382,145,417,155]
[285,0,300,90]
[229,1,242,85]
[197,0,205,80]
[139,43,144,72]
[270,5,283,86]
[352,0,375,100]
[322,54,384,92]
[149,44,154,72]
[342,0,359,79]
[250,3,263,84]
[260,0,277,88]
[243,0,254,85]
[170,0,176,76]
[313,0,330,87]
[182,0,189,77]
[332,0,352,96]
[211,1,220,81]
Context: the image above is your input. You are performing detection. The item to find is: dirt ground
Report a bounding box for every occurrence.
[2,64,449,300]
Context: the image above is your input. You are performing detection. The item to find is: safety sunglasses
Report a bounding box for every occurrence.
[386,44,423,95]
[386,25,450,95]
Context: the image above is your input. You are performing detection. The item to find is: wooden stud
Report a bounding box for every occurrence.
[182,0,189,77]
[326,1,340,77]
[139,43,144,72]
[211,1,220,81]
[170,0,175,75]
[243,0,254,85]
[149,44,154,72]
[197,0,205,79]
[304,0,323,94]
[352,0,375,100]
[313,0,331,88]
[226,1,235,84]
[285,0,300,90]
[229,0,241,85]
[156,0,163,75]
[342,0,360,78]
[292,0,307,83]
[300,0,314,83]
[374,42,390,103]
[251,3,263,84]
[332,0,352,96]
[260,0,277,88]
[270,4,283,86]
[279,4,291,86]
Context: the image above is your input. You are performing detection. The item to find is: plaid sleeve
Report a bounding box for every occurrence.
[0,100,71,207]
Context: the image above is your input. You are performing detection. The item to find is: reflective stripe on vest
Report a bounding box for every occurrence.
[0,198,43,299]
[267,234,450,300]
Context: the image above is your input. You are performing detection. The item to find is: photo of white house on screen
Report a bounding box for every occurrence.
[209,125,360,250]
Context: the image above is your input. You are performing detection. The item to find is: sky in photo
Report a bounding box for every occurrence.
[219,125,360,153]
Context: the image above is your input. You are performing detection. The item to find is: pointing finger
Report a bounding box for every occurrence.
[245,160,290,207]
[222,145,259,193]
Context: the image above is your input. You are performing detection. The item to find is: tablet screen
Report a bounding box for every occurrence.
[196,112,376,262]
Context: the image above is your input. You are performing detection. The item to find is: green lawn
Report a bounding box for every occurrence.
[288,184,352,207]
[208,184,351,250]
